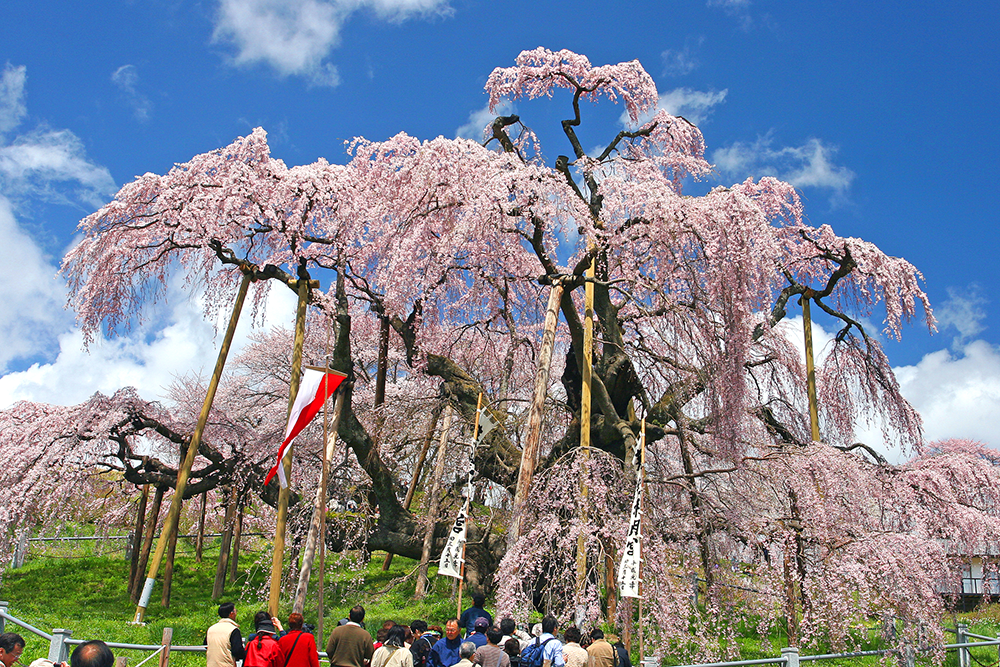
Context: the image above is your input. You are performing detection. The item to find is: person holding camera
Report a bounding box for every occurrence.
[278,613,318,667]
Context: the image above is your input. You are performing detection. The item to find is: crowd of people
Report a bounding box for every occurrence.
[206,595,633,667]
[0,595,630,667]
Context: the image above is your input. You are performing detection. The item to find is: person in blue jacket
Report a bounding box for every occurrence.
[430,620,463,667]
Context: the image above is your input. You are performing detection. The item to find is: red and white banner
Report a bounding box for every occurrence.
[265,368,347,488]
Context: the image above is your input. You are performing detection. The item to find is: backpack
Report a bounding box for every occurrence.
[245,634,283,667]
[519,637,555,667]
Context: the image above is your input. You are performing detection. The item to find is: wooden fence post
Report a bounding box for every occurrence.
[158,627,173,667]
[12,530,29,569]
[48,629,72,663]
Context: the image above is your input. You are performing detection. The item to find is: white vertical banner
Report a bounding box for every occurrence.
[617,478,643,598]
[438,499,469,579]
[617,426,645,599]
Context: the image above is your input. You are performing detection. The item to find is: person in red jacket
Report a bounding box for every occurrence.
[278,614,320,667]
[245,618,286,667]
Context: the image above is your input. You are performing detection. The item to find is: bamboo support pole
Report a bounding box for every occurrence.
[269,276,311,616]
[132,272,252,623]
[510,279,564,540]
[801,297,821,442]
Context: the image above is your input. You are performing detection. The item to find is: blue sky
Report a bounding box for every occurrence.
[1,0,997,453]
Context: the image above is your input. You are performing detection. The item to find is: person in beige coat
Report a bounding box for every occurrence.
[207,603,246,667]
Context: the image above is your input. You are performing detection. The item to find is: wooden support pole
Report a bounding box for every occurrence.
[212,486,237,599]
[131,485,165,602]
[801,296,821,443]
[129,485,150,593]
[161,512,178,607]
[195,491,207,563]
[383,403,442,571]
[229,499,244,583]
[269,276,310,616]
[577,260,594,601]
[133,271,252,623]
[294,390,345,613]
[510,279,564,541]
[455,394,482,619]
[637,419,646,665]
[374,315,390,409]
[415,404,454,599]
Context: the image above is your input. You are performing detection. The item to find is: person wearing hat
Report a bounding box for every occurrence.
[244,615,286,667]
[466,619,490,650]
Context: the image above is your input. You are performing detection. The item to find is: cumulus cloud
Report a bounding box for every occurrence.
[0,195,71,372]
[712,132,854,199]
[0,66,117,209]
[934,285,986,348]
[0,64,121,376]
[895,340,1000,447]
[776,316,1000,460]
[0,276,300,409]
[0,129,118,208]
[111,64,153,121]
[212,0,451,85]
[0,64,27,135]
[455,101,513,141]
[621,88,727,129]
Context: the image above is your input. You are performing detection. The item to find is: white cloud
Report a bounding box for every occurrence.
[111,64,153,121]
[212,0,451,84]
[0,65,112,208]
[712,132,854,197]
[0,64,119,376]
[775,317,1000,461]
[456,101,513,141]
[895,340,1000,448]
[0,63,27,135]
[0,195,71,372]
[622,88,727,129]
[0,62,315,412]
[934,285,986,347]
[0,276,300,409]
